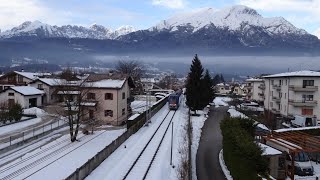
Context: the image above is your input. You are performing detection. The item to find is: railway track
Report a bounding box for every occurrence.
[0,130,107,180]
[123,110,176,180]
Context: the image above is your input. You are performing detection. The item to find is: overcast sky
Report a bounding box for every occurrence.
[0,0,319,37]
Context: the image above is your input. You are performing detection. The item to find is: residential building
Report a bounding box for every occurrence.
[29,78,61,104]
[263,71,320,127]
[232,84,246,96]
[0,71,51,90]
[215,83,231,95]
[0,86,44,108]
[245,78,264,102]
[81,74,135,126]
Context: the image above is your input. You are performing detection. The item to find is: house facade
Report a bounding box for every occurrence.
[0,86,44,108]
[215,83,231,95]
[245,78,264,102]
[29,78,63,104]
[263,71,320,127]
[80,74,135,126]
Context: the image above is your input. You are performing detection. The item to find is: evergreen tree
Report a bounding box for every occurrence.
[186,54,204,114]
[201,69,215,105]
[213,74,221,85]
[220,74,225,83]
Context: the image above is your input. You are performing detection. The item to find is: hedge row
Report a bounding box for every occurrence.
[0,103,23,124]
[220,117,268,180]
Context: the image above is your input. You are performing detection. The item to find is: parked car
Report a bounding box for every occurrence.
[291,115,315,127]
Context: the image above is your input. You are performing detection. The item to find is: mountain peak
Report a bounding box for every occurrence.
[152,5,306,35]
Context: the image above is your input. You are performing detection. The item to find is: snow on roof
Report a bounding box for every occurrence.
[10,86,44,96]
[258,143,282,156]
[14,71,50,80]
[274,126,320,133]
[57,91,80,95]
[88,79,126,88]
[246,78,263,82]
[263,70,320,78]
[37,78,61,86]
[80,102,97,107]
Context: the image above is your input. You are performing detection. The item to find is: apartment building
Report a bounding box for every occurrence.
[263,71,320,125]
[245,78,264,102]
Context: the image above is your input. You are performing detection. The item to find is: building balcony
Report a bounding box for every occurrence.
[289,85,318,92]
[258,84,265,90]
[272,84,281,91]
[272,96,281,103]
[288,99,317,107]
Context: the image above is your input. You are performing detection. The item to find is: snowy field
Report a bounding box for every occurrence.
[0,118,42,137]
[0,129,125,180]
[87,100,189,180]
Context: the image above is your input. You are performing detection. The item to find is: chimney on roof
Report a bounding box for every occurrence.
[21,69,24,72]
[108,70,114,77]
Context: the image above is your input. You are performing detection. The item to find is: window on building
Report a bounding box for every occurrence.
[270,102,273,108]
[105,93,113,100]
[38,84,43,89]
[122,108,125,115]
[285,80,288,85]
[302,94,314,101]
[105,110,113,117]
[280,93,282,98]
[87,93,96,100]
[285,93,287,99]
[271,80,274,85]
[18,75,23,83]
[302,108,313,115]
[303,80,314,87]
[279,80,282,85]
[122,92,125,99]
[8,93,14,96]
[280,104,282,110]
[271,91,273,96]
[0,86,3,91]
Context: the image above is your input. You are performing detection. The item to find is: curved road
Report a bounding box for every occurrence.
[196,106,228,180]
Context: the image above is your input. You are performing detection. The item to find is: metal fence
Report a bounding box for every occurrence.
[0,118,67,152]
[65,96,168,180]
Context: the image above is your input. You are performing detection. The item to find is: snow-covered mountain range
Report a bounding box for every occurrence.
[0,5,319,58]
[151,5,307,36]
[0,21,136,39]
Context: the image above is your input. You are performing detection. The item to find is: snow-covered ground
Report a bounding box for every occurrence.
[0,118,42,137]
[131,100,156,113]
[23,107,47,117]
[219,150,233,180]
[87,99,189,180]
[0,129,125,180]
[190,110,208,180]
[213,97,232,107]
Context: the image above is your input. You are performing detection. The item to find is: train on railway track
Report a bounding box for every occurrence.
[168,89,182,110]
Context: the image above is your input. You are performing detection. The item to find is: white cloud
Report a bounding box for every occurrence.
[314,28,320,39]
[152,0,187,9]
[0,0,72,31]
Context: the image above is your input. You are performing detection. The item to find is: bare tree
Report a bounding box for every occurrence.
[55,71,102,142]
[114,60,145,81]
[157,74,178,90]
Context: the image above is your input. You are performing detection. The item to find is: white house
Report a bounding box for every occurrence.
[29,78,61,104]
[245,78,264,102]
[263,70,320,127]
[215,83,231,95]
[0,86,44,108]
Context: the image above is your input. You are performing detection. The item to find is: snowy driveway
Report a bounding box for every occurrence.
[196,106,228,180]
